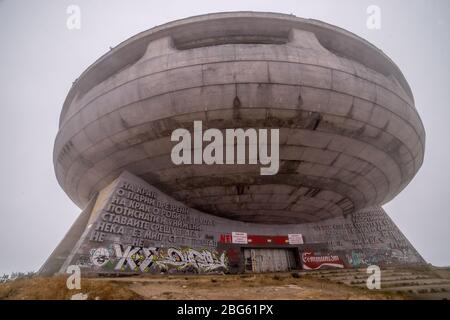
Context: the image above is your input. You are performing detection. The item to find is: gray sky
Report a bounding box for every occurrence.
[0,0,449,275]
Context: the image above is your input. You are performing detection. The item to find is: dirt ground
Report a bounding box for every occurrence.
[0,273,407,300]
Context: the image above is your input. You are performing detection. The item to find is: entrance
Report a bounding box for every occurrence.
[244,248,297,272]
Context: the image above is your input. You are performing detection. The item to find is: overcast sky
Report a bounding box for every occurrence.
[0,0,449,275]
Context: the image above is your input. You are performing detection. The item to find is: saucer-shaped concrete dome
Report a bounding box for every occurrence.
[54,12,425,224]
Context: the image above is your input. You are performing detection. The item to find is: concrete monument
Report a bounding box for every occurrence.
[41,12,425,275]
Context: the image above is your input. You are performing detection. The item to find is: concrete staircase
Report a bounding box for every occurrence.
[299,266,450,300]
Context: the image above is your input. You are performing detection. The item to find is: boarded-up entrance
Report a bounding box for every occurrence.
[244,249,297,272]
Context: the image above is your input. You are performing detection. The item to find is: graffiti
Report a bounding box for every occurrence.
[90,247,111,267]
[301,251,344,270]
[154,247,228,272]
[346,251,386,267]
[346,248,420,267]
[391,249,410,262]
[79,244,228,274]
[113,245,156,272]
[75,255,92,267]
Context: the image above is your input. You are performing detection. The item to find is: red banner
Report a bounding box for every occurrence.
[301,251,344,270]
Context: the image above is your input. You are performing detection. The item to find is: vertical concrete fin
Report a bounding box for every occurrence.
[57,177,122,274]
[379,207,426,264]
[138,36,177,62]
[38,194,98,276]
[288,28,331,54]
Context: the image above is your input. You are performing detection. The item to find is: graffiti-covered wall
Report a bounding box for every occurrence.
[85,245,227,274]
[302,207,425,267]
[44,171,424,275]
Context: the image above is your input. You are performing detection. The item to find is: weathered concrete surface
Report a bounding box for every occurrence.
[54,12,425,224]
[39,195,97,276]
[40,171,424,276]
[302,267,450,300]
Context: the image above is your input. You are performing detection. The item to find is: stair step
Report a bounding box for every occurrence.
[337,275,434,284]
[381,283,450,294]
[350,278,450,288]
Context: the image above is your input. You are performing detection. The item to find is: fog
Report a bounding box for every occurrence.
[0,0,449,274]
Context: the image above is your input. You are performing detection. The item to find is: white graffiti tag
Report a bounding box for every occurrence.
[90,247,110,267]
[113,245,160,271]
[155,248,227,272]
[138,247,157,272]
[108,245,228,273]
[114,244,140,270]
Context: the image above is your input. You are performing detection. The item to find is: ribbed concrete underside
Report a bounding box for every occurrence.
[54,12,425,224]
